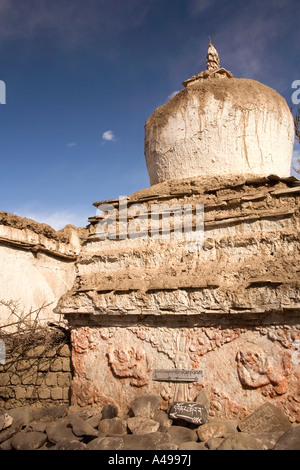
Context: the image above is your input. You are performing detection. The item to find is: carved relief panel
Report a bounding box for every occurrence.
[70,322,300,422]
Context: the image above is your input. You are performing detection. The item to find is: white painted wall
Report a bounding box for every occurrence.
[0,221,80,329]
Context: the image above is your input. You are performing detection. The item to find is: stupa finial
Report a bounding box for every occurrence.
[206,38,220,70]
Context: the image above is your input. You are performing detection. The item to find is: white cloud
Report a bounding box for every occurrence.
[168,90,180,100]
[67,141,76,147]
[102,130,115,142]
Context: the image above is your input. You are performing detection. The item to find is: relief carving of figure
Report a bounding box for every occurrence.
[107,344,153,387]
[267,328,300,350]
[236,349,288,397]
[71,327,102,353]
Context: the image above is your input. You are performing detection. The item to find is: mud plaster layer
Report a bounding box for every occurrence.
[0,211,77,244]
[58,176,300,315]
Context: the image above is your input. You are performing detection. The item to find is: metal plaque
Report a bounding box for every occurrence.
[153,369,204,382]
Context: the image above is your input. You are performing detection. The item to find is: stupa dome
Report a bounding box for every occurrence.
[145,43,294,185]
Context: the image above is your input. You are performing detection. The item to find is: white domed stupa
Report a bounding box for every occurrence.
[145,41,294,185]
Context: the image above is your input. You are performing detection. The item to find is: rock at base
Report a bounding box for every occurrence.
[197,422,227,442]
[123,432,171,450]
[153,410,173,432]
[178,441,208,450]
[101,404,119,419]
[45,418,82,444]
[0,418,23,443]
[0,412,13,431]
[273,426,300,450]
[54,438,88,450]
[11,431,47,450]
[153,443,179,450]
[238,403,292,434]
[68,415,98,437]
[167,426,198,445]
[169,402,208,426]
[98,417,128,436]
[130,395,162,419]
[127,416,160,435]
[217,433,265,450]
[87,437,124,450]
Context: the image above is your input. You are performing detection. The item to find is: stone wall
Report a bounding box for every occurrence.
[0,327,72,410]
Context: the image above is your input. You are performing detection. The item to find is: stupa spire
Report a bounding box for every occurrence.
[206,38,220,70]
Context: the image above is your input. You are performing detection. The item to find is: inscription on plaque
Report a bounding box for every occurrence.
[169,402,208,425]
[153,369,204,382]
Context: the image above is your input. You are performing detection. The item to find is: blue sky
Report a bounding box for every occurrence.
[0,0,299,229]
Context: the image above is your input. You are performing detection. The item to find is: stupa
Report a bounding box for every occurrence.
[145,40,294,185]
[56,43,300,422]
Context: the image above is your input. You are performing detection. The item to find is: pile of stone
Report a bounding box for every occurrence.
[0,395,299,451]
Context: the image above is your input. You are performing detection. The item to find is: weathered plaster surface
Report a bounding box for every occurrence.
[0,212,81,327]
[145,77,294,184]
